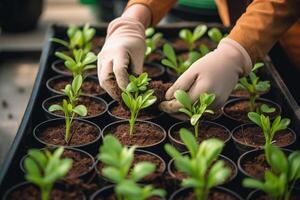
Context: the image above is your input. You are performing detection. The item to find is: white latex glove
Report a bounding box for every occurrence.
[160,38,252,113]
[97,17,146,99]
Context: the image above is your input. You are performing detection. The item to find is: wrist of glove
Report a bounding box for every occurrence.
[160,38,252,113]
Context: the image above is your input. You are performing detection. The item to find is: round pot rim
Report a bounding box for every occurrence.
[143,61,166,78]
[237,148,292,179]
[222,97,282,123]
[230,88,270,98]
[3,181,86,200]
[46,75,106,96]
[169,186,243,200]
[167,152,237,183]
[167,108,223,122]
[19,147,95,180]
[231,123,297,149]
[102,119,167,149]
[107,100,164,121]
[95,149,166,182]
[42,94,108,120]
[168,121,232,146]
[33,118,102,148]
[166,67,180,79]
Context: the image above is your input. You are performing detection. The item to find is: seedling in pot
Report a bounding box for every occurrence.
[121,73,157,135]
[174,90,215,138]
[145,27,163,58]
[161,43,201,75]
[55,49,97,78]
[48,75,87,143]
[165,128,230,200]
[24,147,72,200]
[208,27,226,43]
[243,144,300,200]
[50,24,96,54]
[179,25,207,51]
[98,135,166,200]
[248,112,290,146]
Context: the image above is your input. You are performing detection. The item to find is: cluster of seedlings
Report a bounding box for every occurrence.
[2,24,299,200]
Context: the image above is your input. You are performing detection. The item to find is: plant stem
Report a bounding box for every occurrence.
[195,187,207,200]
[249,94,256,112]
[194,122,199,139]
[129,111,137,136]
[65,117,70,143]
[41,186,50,200]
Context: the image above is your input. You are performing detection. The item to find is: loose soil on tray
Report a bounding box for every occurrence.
[7,185,84,200]
[170,109,222,121]
[230,89,268,98]
[50,78,104,95]
[224,100,280,122]
[38,121,99,146]
[234,126,295,147]
[144,64,163,78]
[107,122,164,147]
[55,62,97,76]
[169,38,216,52]
[95,193,161,200]
[252,194,300,200]
[174,190,238,200]
[97,152,164,182]
[145,51,164,63]
[46,96,106,117]
[91,36,105,53]
[241,153,269,180]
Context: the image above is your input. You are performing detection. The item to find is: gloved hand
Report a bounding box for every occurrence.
[160,38,252,113]
[97,17,146,99]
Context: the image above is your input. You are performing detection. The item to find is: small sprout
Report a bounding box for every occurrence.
[235,62,270,111]
[161,43,201,75]
[98,135,166,200]
[165,128,230,200]
[48,75,87,143]
[121,73,157,135]
[55,49,97,78]
[248,112,290,146]
[145,27,163,58]
[50,24,96,54]
[175,90,215,138]
[179,25,208,51]
[243,144,300,200]
[208,27,225,43]
[24,147,72,200]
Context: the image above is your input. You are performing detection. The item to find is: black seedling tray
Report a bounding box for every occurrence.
[0,23,299,198]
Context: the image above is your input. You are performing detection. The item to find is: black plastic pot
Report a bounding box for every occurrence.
[247,189,300,200]
[42,94,108,124]
[95,149,166,184]
[232,123,297,154]
[19,147,95,181]
[166,68,180,82]
[144,61,166,80]
[102,120,167,155]
[167,152,237,187]
[3,181,86,200]
[144,50,164,63]
[51,60,98,77]
[169,186,243,200]
[33,118,102,154]
[168,121,232,153]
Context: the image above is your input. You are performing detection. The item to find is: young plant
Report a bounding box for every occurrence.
[98,135,166,200]
[161,43,201,74]
[248,112,290,146]
[24,147,72,200]
[165,128,230,200]
[121,73,157,135]
[145,27,163,58]
[208,27,226,43]
[48,75,87,143]
[243,144,300,200]
[235,62,271,111]
[179,25,207,51]
[174,90,215,138]
[55,49,97,78]
[50,24,96,54]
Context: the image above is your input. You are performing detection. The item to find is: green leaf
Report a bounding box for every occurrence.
[48,104,63,112]
[193,25,207,41]
[288,151,300,180]
[145,27,155,37]
[164,144,182,159]
[248,112,262,128]
[27,149,47,169]
[102,167,123,183]
[55,51,73,62]
[265,144,288,174]
[252,62,264,72]
[163,43,177,65]
[50,38,69,48]
[260,104,275,113]
[191,114,201,126]
[179,128,198,158]
[72,105,87,116]
[24,158,41,178]
[71,75,83,94]
[199,44,210,56]
[179,29,193,42]
[161,59,177,69]
[207,160,230,188]
[243,178,266,190]
[208,28,223,43]
[174,90,192,110]
[131,162,155,181]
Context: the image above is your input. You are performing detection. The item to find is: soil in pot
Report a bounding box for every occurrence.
[169,37,216,52]
[223,99,281,123]
[248,190,300,200]
[171,188,240,200]
[168,108,223,122]
[145,51,164,63]
[37,120,100,146]
[241,152,269,180]
[91,36,105,53]
[53,60,97,76]
[143,63,165,79]
[230,88,269,98]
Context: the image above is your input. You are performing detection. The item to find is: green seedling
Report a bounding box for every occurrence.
[243,144,300,200]
[48,75,87,143]
[161,43,201,75]
[24,147,72,200]
[208,27,226,43]
[145,27,163,58]
[50,24,96,54]
[55,49,97,78]
[98,135,166,200]
[235,62,271,111]
[174,90,215,138]
[248,112,290,146]
[165,128,230,200]
[179,25,208,51]
[122,73,157,135]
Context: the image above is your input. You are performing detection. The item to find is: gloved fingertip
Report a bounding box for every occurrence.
[159,100,181,114]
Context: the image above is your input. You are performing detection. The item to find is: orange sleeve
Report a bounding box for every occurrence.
[126,0,177,26]
[228,0,300,63]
